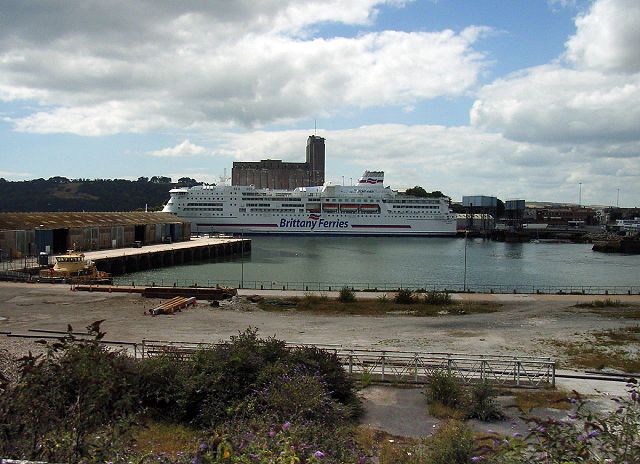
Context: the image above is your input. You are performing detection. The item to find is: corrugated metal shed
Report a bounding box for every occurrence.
[462,196,498,208]
[0,212,183,231]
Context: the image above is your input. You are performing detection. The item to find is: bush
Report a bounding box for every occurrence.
[466,380,503,421]
[394,288,415,304]
[424,420,474,464]
[338,286,356,303]
[423,291,452,305]
[480,389,640,463]
[425,370,464,409]
[290,346,362,418]
[0,323,139,462]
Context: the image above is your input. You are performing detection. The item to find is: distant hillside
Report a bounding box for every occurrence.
[0,176,202,212]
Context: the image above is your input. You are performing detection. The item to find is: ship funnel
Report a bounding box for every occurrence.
[357,171,384,186]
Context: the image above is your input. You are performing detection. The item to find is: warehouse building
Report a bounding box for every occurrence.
[0,212,191,258]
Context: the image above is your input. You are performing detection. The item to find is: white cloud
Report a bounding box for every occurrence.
[0,0,487,135]
[565,0,640,73]
[471,65,640,145]
[147,140,207,157]
[471,0,640,149]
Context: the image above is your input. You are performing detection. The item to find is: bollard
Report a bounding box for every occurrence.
[261,284,263,290]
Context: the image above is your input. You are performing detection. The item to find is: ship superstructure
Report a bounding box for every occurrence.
[162,171,456,236]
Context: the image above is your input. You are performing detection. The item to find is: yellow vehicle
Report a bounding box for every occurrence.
[39,251,112,284]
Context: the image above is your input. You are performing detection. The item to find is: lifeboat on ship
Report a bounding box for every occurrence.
[340,204,359,213]
[322,203,338,213]
[359,204,380,213]
[306,203,321,213]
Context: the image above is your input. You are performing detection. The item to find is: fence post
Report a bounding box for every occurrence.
[447,355,452,375]
[349,353,353,375]
[516,361,521,386]
[551,362,556,388]
[414,354,419,383]
[381,352,385,382]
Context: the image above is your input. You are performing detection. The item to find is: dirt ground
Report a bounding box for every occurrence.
[1,282,639,360]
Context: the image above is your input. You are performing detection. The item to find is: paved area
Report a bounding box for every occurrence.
[82,236,247,260]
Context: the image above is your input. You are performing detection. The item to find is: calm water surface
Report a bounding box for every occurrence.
[114,237,640,290]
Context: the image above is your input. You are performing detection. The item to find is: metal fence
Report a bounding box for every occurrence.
[111,278,640,295]
[139,339,556,387]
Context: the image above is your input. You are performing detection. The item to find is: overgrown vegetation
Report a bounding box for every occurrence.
[338,286,357,303]
[259,295,499,316]
[513,389,572,414]
[394,288,416,304]
[477,390,640,463]
[0,324,364,462]
[424,371,503,422]
[574,298,629,308]
[545,326,640,373]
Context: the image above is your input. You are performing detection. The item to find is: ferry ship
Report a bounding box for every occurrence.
[162,171,456,236]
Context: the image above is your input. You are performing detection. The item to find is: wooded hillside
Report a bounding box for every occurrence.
[0,176,202,212]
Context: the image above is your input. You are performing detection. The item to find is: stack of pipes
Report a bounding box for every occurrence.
[149,296,197,316]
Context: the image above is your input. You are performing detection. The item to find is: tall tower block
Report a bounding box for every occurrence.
[306,135,325,186]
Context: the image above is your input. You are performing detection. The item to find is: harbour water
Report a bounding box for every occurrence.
[114,237,640,292]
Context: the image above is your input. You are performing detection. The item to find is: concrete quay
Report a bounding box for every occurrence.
[83,236,250,276]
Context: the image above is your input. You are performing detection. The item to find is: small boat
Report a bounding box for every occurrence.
[39,251,112,284]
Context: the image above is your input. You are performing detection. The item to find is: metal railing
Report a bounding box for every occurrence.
[139,339,555,387]
[110,278,640,295]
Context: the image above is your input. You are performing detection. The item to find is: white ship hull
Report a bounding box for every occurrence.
[190,215,456,236]
[162,171,457,236]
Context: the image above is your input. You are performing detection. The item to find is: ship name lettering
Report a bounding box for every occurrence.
[279,218,349,229]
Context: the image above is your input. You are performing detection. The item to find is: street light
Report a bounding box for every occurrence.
[463,230,468,292]
[240,229,244,289]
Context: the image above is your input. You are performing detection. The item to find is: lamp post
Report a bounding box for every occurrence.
[617,188,620,208]
[463,230,468,292]
[240,229,244,289]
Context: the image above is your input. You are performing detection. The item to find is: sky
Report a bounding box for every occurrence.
[1,0,639,206]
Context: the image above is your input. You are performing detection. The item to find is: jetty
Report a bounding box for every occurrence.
[83,236,250,275]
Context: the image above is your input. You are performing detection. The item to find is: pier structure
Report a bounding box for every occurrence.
[81,237,250,276]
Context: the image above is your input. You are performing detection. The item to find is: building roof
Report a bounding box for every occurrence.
[0,212,185,231]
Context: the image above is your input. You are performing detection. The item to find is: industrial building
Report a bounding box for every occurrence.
[231,135,325,189]
[0,212,191,258]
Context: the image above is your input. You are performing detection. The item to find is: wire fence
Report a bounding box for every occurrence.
[109,278,640,295]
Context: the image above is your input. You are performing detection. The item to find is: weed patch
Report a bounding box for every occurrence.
[513,389,572,413]
[574,298,629,308]
[545,328,640,373]
[259,297,500,316]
